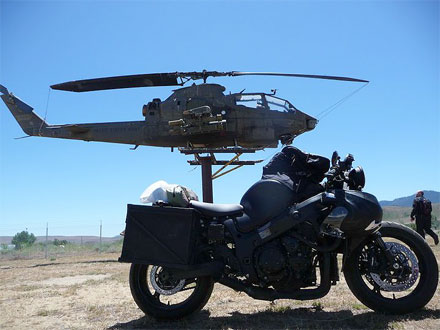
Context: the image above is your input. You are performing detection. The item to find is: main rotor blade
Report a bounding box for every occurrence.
[228,72,369,83]
[51,70,368,93]
[51,73,181,92]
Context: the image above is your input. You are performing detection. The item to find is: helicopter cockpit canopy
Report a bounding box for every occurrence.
[234,93,297,112]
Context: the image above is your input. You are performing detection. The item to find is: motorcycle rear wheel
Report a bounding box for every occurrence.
[129,263,214,320]
[344,222,438,314]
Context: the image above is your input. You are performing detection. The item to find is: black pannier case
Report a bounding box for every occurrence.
[119,204,200,268]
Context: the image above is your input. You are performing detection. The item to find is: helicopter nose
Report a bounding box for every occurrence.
[301,111,318,131]
[281,111,318,142]
[306,117,318,130]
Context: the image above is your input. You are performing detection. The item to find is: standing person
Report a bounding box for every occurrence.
[410,191,439,245]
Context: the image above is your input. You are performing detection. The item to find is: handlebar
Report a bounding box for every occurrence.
[325,152,364,190]
[339,153,354,170]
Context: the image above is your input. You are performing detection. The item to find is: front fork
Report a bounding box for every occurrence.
[372,232,401,271]
[372,232,394,261]
[343,231,396,271]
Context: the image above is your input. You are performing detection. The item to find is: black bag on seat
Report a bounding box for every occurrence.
[262,146,330,184]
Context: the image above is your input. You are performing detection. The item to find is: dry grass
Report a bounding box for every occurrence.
[0,245,439,329]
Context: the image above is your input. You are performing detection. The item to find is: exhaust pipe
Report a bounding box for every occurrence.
[218,253,331,301]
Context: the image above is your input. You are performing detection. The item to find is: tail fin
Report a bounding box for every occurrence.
[0,85,48,136]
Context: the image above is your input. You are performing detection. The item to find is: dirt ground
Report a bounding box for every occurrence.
[1,244,439,330]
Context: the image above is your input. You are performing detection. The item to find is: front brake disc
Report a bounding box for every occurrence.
[369,242,419,292]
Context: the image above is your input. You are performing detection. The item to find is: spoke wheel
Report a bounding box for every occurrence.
[344,222,438,314]
[129,263,214,320]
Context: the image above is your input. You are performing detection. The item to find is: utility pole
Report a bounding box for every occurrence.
[45,222,48,259]
[99,220,102,252]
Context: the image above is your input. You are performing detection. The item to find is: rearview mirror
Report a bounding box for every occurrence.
[331,151,339,167]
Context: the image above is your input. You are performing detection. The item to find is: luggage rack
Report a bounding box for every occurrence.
[179,147,264,203]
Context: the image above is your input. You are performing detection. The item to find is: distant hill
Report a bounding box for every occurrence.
[0,235,121,245]
[382,203,439,225]
[380,190,440,207]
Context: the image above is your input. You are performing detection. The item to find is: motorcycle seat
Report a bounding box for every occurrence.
[189,200,243,217]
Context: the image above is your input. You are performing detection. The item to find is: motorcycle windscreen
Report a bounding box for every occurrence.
[119,204,199,267]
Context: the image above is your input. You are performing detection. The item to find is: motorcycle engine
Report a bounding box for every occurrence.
[254,235,316,291]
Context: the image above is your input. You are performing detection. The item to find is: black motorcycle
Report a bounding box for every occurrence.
[119,151,438,320]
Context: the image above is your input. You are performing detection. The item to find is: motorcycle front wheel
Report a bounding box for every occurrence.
[129,263,214,320]
[344,222,438,314]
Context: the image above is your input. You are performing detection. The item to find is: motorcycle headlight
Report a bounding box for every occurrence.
[348,166,365,190]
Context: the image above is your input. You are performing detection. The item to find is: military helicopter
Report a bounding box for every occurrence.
[0,70,367,150]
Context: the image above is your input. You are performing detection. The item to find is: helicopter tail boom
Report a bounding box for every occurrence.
[0,85,159,146]
[1,85,48,136]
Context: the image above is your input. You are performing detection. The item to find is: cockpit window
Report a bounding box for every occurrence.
[235,94,296,112]
[265,95,295,112]
[235,94,266,109]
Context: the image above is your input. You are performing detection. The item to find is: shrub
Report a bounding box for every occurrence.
[53,239,68,246]
[11,231,36,250]
[405,222,417,231]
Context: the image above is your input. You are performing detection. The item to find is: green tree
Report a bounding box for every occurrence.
[11,231,36,250]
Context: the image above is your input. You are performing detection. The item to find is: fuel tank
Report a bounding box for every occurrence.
[322,190,383,236]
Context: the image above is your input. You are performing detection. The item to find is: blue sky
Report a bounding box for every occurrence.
[1,0,439,237]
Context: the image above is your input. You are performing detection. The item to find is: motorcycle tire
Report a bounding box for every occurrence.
[129,263,214,320]
[344,222,438,314]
